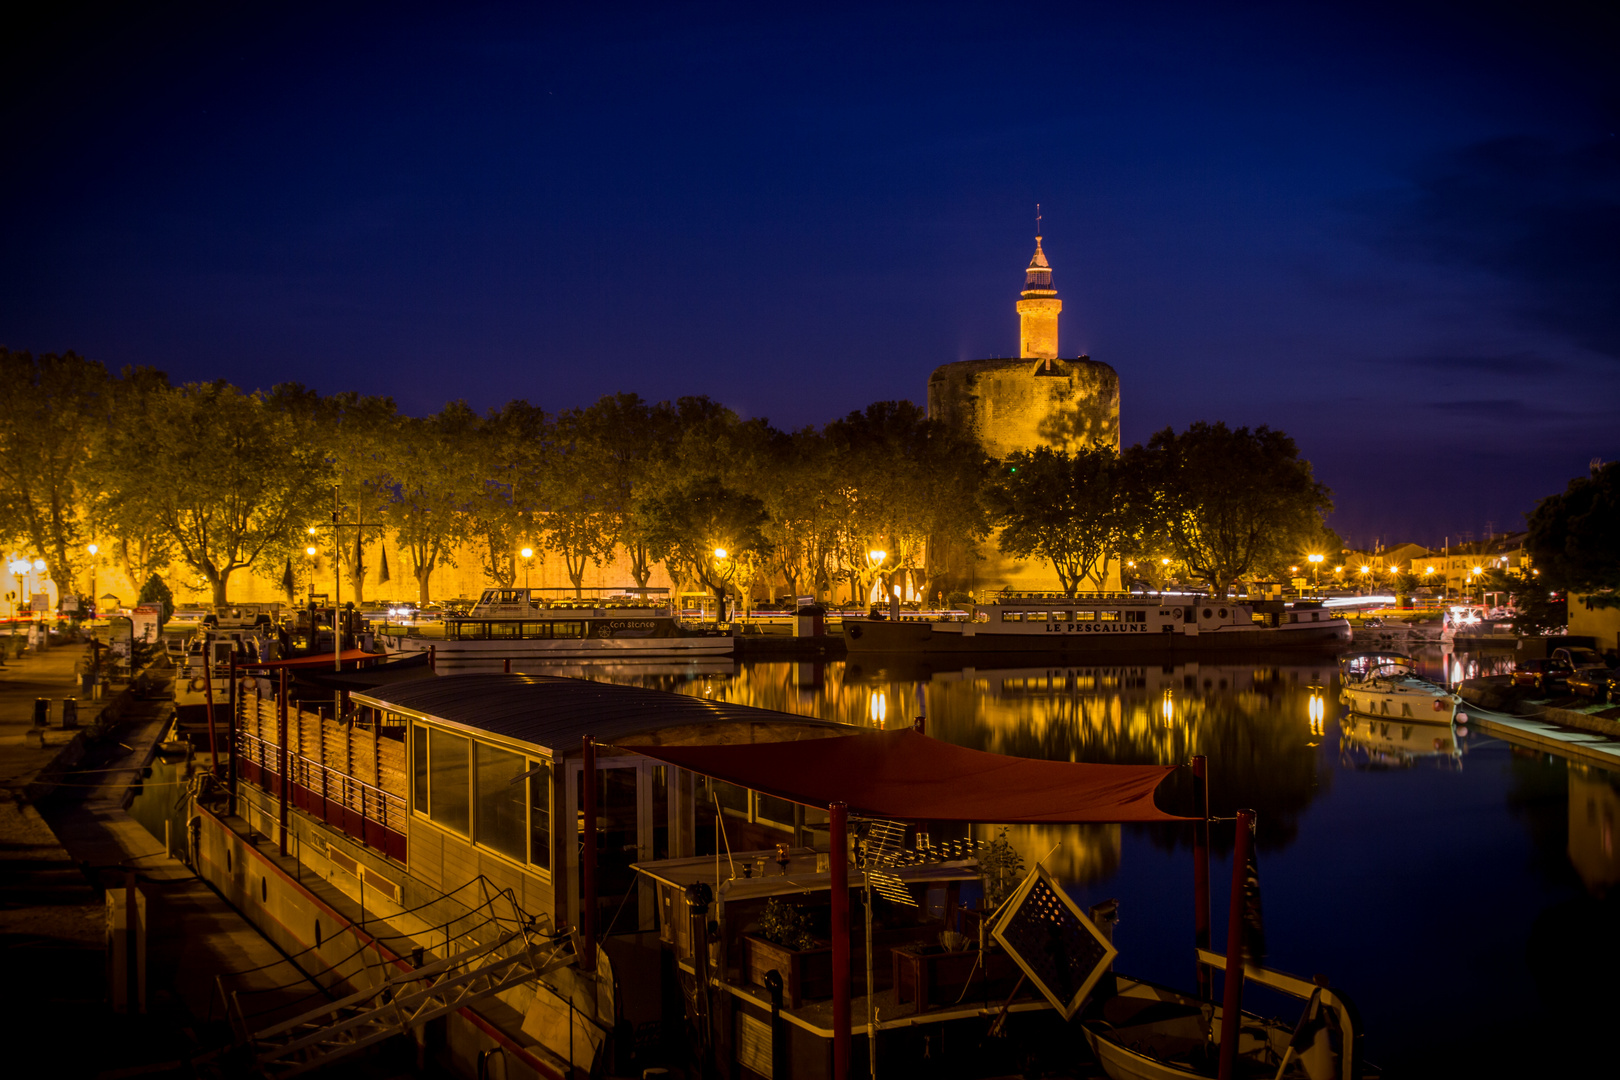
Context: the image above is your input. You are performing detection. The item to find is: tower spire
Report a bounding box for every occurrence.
[1017,209,1060,359]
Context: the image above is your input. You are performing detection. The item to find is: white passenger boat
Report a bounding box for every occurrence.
[843,592,1350,655]
[1337,651,1459,722]
[383,586,733,671]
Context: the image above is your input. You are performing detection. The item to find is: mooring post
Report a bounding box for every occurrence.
[1217,808,1255,1080]
[278,667,290,857]
[581,735,598,974]
[830,800,850,1080]
[1192,755,1211,1000]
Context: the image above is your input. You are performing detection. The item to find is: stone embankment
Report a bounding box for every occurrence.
[1458,675,1620,740]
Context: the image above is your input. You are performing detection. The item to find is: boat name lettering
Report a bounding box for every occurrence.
[1046,623,1149,633]
[607,620,657,631]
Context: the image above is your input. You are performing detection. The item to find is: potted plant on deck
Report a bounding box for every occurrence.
[744,898,831,1007]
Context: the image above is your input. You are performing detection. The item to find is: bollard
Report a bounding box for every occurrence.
[61,697,78,729]
[33,698,49,729]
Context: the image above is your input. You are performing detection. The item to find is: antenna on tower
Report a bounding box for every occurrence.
[1036,203,1042,239]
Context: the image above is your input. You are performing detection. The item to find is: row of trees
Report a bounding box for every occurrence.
[1,347,1336,607]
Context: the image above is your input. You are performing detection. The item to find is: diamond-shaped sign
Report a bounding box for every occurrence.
[990,863,1117,1019]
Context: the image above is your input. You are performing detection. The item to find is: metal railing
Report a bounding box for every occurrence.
[236,730,406,840]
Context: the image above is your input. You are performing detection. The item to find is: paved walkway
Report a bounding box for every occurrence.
[0,645,325,1075]
[1461,703,1620,769]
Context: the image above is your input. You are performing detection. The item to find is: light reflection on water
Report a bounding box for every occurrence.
[569,648,1620,1071]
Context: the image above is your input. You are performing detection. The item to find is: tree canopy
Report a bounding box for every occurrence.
[988,446,1137,596]
[1526,461,1620,606]
[1132,422,1333,598]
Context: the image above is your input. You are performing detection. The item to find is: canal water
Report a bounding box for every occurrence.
[581,648,1618,1076]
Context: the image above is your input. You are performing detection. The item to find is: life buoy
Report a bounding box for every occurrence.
[1432,700,1445,712]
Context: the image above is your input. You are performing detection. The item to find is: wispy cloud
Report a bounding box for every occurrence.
[1358,137,1620,361]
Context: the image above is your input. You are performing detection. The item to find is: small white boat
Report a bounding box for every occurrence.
[1083,952,1371,1079]
[1337,651,1458,722]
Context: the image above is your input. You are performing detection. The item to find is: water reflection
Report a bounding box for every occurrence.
[1339,713,1464,771]
[607,656,1339,866]
[1569,765,1620,897]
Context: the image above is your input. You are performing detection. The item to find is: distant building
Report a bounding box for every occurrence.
[927,230,1121,594]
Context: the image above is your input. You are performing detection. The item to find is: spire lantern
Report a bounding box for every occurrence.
[1016,210,1062,358]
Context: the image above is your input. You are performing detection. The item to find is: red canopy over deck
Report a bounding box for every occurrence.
[621,727,1190,824]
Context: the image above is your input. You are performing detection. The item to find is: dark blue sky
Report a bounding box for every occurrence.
[3,1,1616,545]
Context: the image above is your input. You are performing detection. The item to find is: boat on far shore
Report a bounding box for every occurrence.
[844,592,1350,655]
[381,586,734,671]
[1338,651,1459,722]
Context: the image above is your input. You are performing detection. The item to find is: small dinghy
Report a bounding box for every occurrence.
[1081,952,1372,1080]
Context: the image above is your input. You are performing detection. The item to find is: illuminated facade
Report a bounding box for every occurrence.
[928,231,1122,592]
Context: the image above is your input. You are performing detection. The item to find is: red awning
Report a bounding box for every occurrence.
[240,649,387,669]
[620,728,1189,824]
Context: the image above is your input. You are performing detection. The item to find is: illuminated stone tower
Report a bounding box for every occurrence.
[1017,235,1061,359]
[926,224,1122,593]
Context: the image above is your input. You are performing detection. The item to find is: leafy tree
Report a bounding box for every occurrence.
[93,366,176,592]
[756,427,837,602]
[1133,422,1332,599]
[823,401,990,602]
[137,573,174,626]
[1478,566,1567,635]
[471,401,548,589]
[638,476,770,621]
[383,404,476,604]
[988,445,1137,597]
[0,348,110,593]
[321,391,403,603]
[539,407,617,596]
[575,393,677,589]
[1527,461,1620,607]
[98,380,331,606]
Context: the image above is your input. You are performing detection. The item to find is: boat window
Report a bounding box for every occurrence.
[1000,611,1022,622]
[479,590,494,604]
[412,724,429,814]
[1289,613,1298,624]
[528,760,552,871]
[712,779,749,818]
[552,621,585,639]
[1217,608,1227,619]
[1202,608,1213,619]
[488,621,521,639]
[474,742,527,862]
[756,792,796,827]
[1099,611,1121,622]
[1075,610,1096,621]
[1054,611,1072,622]
[1311,612,1319,622]
[1026,611,1048,622]
[426,728,471,835]
[1124,610,1146,623]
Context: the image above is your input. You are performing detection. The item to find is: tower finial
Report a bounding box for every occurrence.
[1036,202,1041,239]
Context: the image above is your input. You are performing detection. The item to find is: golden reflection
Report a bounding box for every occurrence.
[1569,766,1620,898]
[974,822,1120,886]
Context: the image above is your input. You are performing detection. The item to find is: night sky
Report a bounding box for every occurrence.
[3,1,1616,545]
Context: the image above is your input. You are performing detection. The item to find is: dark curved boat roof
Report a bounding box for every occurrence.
[352,673,849,754]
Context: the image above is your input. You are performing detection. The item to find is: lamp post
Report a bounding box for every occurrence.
[712,547,733,624]
[86,544,98,619]
[520,547,533,591]
[1359,565,1371,597]
[868,549,887,609]
[8,559,29,651]
[1307,553,1323,590]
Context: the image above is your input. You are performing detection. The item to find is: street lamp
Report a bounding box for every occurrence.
[8,559,29,647]
[520,547,534,590]
[1307,553,1323,589]
[87,544,99,618]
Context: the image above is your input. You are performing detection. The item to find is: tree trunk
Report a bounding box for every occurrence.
[211,569,231,608]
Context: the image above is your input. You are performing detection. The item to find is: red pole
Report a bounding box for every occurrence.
[1217,809,1254,1080]
[829,801,850,1080]
[278,667,290,857]
[202,632,220,776]
[581,735,598,973]
[227,653,238,817]
[1192,755,1211,1000]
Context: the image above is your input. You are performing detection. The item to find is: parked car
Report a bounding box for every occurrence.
[1567,667,1619,705]
[1512,657,1572,694]
[1553,646,1608,676]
